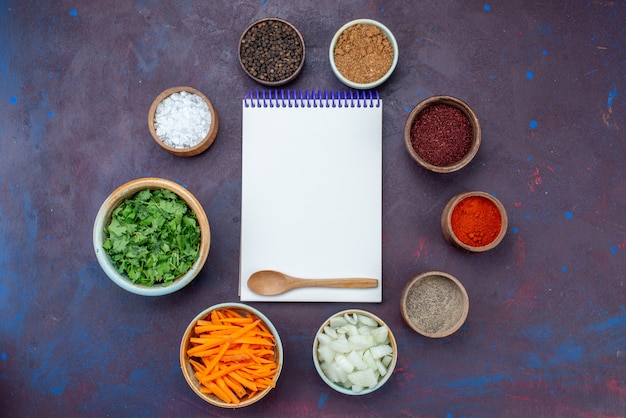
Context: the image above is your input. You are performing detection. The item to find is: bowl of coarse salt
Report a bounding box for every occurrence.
[148,86,219,157]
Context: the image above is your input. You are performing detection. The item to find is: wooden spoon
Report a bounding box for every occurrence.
[247,270,379,296]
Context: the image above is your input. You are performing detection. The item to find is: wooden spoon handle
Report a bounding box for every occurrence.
[296,278,379,290]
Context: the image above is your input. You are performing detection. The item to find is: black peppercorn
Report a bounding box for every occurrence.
[239,19,304,85]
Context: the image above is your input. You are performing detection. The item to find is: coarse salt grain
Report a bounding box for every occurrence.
[154,91,212,149]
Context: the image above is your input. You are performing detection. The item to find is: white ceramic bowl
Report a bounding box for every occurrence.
[329,19,398,89]
[313,309,397,395]
[93,177,210,296]
[180,303,283,408]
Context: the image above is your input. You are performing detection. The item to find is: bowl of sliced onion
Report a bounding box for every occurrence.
[312,310,397,395]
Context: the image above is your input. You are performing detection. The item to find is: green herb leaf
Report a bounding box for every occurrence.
[103,188,201,286]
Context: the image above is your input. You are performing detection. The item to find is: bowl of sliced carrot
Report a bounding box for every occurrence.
[180,303,283,408]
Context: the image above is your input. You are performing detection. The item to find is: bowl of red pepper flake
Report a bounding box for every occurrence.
[441,191,508,252]
[404,96,481,173]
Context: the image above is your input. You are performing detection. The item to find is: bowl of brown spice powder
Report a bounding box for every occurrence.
[400,271,469,338]
[404,96,481,173]
[238,18,305,86]
[329,19,398,89]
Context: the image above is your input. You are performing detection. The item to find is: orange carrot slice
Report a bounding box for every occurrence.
[186,308,279,404]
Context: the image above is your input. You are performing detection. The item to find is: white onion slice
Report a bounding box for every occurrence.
[316,313,394,392]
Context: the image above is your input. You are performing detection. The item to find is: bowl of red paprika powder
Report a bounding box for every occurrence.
[441,191,508,252]
[404,96,481,173]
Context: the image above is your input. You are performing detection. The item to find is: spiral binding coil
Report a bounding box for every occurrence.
[243,89,381,108]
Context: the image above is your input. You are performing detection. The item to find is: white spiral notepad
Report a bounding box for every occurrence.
[240,90,382,302]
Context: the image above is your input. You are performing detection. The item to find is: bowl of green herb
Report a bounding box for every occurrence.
[93,177,210,296]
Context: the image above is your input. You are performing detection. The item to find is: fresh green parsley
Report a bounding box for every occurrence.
[103,188,201,287]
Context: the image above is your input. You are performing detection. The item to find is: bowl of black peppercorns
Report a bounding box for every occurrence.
[238,18,305,86]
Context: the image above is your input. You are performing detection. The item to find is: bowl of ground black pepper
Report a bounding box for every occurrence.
[238,18,305,86]
[400,271,469,338]
[441,191,508,253]
[329,19,398,89]
[404,96,481,173]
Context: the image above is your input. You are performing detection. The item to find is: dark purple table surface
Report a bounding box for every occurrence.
[1,1,624,417]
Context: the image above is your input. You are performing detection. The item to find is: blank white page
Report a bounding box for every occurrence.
[240,90,382,302]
